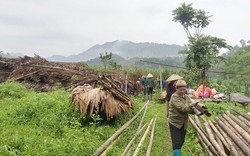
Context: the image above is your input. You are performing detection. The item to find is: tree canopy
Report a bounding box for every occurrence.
[173,3,231,71]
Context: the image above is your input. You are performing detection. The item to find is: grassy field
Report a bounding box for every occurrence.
[0,82,171,156]
[0,82,249,156]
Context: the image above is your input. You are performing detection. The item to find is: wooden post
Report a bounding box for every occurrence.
[202,68,206,98]
[125,73,128,94]
[159,65,163,93]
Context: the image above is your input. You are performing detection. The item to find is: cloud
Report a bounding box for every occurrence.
[0,0,249,57]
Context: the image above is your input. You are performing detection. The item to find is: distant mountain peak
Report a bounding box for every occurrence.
[47,40,183,62]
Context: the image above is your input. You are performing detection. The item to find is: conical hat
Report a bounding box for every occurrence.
[147,73,154,78]
[166,74,183,82]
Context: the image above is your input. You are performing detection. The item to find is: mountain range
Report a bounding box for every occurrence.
[47,40,183,62]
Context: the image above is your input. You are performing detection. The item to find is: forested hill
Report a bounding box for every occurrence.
[86,55,185,69]
[222,45,250,74]
[47,40,183,62]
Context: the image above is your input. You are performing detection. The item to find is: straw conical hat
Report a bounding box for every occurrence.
[147,73,154,78]
[166,74,183,82]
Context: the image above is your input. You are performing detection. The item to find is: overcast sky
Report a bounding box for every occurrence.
[0,0,249,57]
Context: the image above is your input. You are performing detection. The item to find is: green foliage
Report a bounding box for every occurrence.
[180,35,231,70]
[99,51,122,69]
[172,3,211,38]
[109,59,122,69]
[173,3,231,88]
[222,45,250,95]
[99,51,113,69]
[0,83,172,155]
[0,82,29,99]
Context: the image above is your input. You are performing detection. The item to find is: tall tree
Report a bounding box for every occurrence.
[173,3,231,85]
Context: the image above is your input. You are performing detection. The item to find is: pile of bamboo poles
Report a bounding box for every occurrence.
[190,111,250,156]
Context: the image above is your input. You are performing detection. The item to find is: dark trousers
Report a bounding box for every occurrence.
[148,87,153,95]
[169,123,186,150]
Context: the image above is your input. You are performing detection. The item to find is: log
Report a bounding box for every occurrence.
[222,114,250,144]
[92,103,147,156]
[215,117,250,155]
[133,118,154,156]
[146,115,157,156]
[204,120,227,156]
[215,124,239,156]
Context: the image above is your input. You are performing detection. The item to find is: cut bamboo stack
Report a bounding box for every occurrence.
[189,111,250,156]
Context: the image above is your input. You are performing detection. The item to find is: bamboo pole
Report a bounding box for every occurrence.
[226,112,250,134]
[215,124,239,156]
[203,120,227,156]
[189,117,218,155]
[121,123,148,156]
[219,116,249,147]
[146,115,158,156]
[159,65,163,93]
[232,109,250,121]
[215,117,250,155]
[197,133,213,156]
[208,121,230,151]
[133,118,154,156]
[195,116,207,137]
[137,101,149,132]
[215,134,224,152]
[238,115,250,128]
[121,101,149,156]
[92,103,147,156]
[222,114,250,144]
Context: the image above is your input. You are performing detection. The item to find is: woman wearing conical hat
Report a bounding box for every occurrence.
[146,73,155,101]
[165,74,183,117]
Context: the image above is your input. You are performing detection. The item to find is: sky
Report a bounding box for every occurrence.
[0,0,249,57]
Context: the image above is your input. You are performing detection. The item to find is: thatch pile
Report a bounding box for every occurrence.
[71,77,133,120]
[190,110,250,156]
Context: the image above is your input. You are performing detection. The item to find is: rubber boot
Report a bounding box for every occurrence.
[150,94,153,101]
[173,149,181,156]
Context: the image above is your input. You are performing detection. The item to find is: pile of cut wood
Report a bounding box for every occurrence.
[190,110,250,156]
[71,75,133,120]
[0,55,98,91]
[0,55,140,93]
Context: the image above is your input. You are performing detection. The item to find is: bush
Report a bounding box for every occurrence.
[0,82,29,99]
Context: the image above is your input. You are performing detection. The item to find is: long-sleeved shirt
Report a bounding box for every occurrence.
[166,82,176,102]
[168,92,195,129]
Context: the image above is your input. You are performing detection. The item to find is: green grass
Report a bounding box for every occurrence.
[0,82,171,156]
[106,94,171,156]
[0,82,249,156]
